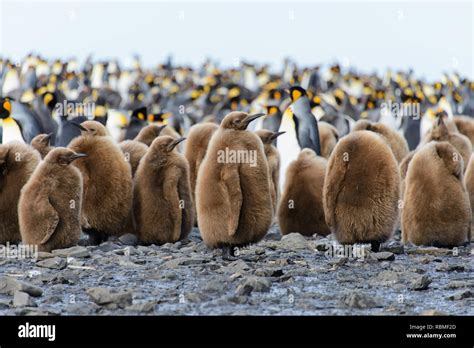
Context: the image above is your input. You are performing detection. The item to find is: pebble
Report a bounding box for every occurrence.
[36,257,67,270]
[409,275,432,291]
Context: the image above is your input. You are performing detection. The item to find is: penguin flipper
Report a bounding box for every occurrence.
[38,197,60,245]
[221,164,242,236]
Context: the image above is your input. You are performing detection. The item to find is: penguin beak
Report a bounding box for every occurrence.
[156,124,167,135]
[70,153,88,162]
[168,137,186,151]
[71,122,88,132]
[43,133,53,144]
[270,131,286,140]
[244,113,265,126]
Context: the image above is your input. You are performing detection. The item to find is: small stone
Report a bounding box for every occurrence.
[371,252,395,261]
[382,241,404,254]
[236,277,271,296]
[421,309,449,316]
[279,233,311,250]
[52,246,90,258]
[445,280,472,289]
[86,287,133,307]
[436,263,465,272]
[342,291,379,308]
[254,247,265,255]
[36,252,54,260]
[125,301,156,313]
[13,291,36,307]
[409,275,432,290]
[118,233,139,246]
[36,257,67,270]
[447,290,473,301]
[0,276,43,297]
[407,247,451,256]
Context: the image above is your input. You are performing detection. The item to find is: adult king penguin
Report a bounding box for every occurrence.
[277,86,321,189]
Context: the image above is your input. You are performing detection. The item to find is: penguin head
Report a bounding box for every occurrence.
[45,147,87,167]
[255,129,286,145]
[0,98,12,119]
[150,135,186,155]
[131,107,147,122]
[298,148,317,160]
[264,105,280,116]
[221,111,265,131]
[288,86,307,103]
[136,124,167,143]
[31,133,53,148]
[42,92,58,111]
[430,113,449,140]
[72,120,108,137]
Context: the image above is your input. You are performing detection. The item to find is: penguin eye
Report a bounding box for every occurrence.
[234,119,241,124]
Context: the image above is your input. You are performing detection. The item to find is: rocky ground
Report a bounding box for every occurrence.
[0,226,472,315]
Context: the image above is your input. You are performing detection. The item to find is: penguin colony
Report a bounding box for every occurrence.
[0,56,473,255]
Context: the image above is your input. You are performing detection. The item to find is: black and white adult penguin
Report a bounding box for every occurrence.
[277,86,321,189]
[1,97,42,144]
[123,106,147,140]
[254,105,282,133]
[31,91,59,144]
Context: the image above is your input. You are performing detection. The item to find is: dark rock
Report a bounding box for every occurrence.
[382,241,404,254]
[52,246,90,258]
[86,287,133,307]
[370,252,395,261]
[118,233,139,246]
[409,275,432,290]
[13,291,36,307]
[436,263,465,272]
[342,291,380,308]
[236,277,271,296]
[36,257,67,270]
[448,290,472,301]
[0,276,43,297]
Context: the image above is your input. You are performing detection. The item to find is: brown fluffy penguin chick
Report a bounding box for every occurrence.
[422,117,472,173]
[352,119,409,163]
[31,133,54,159]
[399,150,416,199]
[278,149,330,236]
[318,121,339,159]
[68,121,133,243]
[402,141,471,247]
[19,148,85,252]
[323,131,400,251]
[119,140,148,176]
[134,124,166,146]
[183,122,219,224]
[255,129,285,214]
[453,115,474,146]
[196,112,273,254]
[464,154,474,242]
[133,136,194,245]
[0,142,41,244]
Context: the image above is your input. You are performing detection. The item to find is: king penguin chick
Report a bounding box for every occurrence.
[196,111,273,255]
[323,131,400,251]
[134,124,167,146]
[352,119,409,163]
[464,154,474,241]
[318,121,339,159]
[421,116,472,172]
[278,148,330,236]
[0,141,41,244]
[68,121,133,243]
[453,115,474,147]
[402,141,471,247]
[119,124,167,176]
[31,133,54,159]
[255,129,285,214]
[183,122,219,225]
[133,136,193,244]
[19,148,86,251]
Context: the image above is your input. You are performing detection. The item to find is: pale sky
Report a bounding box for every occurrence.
[1,0,472,80]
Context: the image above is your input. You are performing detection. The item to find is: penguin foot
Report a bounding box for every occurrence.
[370,241,381,252]
[83,228,109,245]
[221,246,238,261]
